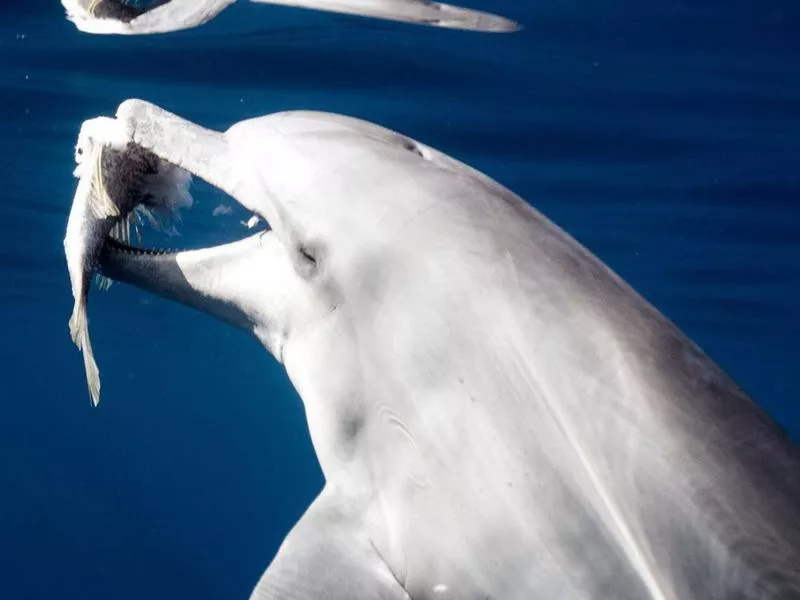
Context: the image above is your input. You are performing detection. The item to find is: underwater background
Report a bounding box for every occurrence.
[0,1,798,598]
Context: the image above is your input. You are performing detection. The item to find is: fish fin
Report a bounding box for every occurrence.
[121,214,131,245]
[88,144,122,220]
[135,206,161,231]
[134,216,143,246]
[68,303,101,406]
[94,274,114,292]
[82,331,102,407]
[98,214,135,292]
[109,212,131,244]
[68,301,85,347]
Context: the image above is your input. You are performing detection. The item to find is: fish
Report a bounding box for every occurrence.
[63,116,192,406]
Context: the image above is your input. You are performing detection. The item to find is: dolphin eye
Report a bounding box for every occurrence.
[299,245,317,266]
[291,240,325,279]
[293,242,322,279]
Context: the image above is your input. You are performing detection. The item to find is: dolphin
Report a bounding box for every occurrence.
[60,0,519,35]
[85,99,800,599]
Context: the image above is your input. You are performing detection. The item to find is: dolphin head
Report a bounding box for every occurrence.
[100,101,519,366]
[97,99,538,487]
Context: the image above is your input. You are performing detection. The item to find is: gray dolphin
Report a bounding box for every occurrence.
[60,0,518,34]
[84,100,800,599]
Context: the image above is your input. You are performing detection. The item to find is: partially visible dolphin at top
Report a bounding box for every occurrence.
[60,0,519,34]
[82,99,800,599]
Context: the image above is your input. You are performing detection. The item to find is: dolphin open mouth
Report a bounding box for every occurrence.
[97,143,263,263]
[97,144,195,259]
[66,129,271,406]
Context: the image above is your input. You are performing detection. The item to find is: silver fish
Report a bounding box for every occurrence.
[64,117,192,406]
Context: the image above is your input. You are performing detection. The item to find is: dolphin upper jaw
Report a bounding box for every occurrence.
[115,100,299,251]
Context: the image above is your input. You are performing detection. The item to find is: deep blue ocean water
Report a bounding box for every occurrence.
[0,1,798,598]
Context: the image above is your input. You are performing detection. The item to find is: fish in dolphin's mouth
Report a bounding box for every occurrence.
[64,121,193,406]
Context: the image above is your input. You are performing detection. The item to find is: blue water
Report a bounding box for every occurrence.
[1,1,798,598]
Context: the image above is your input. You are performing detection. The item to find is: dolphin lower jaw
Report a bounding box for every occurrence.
[99,227,300,361]
[99,235,263,334]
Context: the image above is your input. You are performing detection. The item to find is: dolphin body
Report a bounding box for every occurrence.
[60,0,518,34]
[88,100,800,599]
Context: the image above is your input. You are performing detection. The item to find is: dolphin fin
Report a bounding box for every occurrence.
[249,0,519,32]
[250,489,410,600]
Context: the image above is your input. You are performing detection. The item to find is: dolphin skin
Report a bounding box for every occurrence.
[71,100,800,599]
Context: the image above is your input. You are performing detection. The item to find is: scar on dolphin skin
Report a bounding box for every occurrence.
[79,100,800,600]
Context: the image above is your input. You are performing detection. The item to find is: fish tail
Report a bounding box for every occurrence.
[69,303,102,407]
[68,300,85,346]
